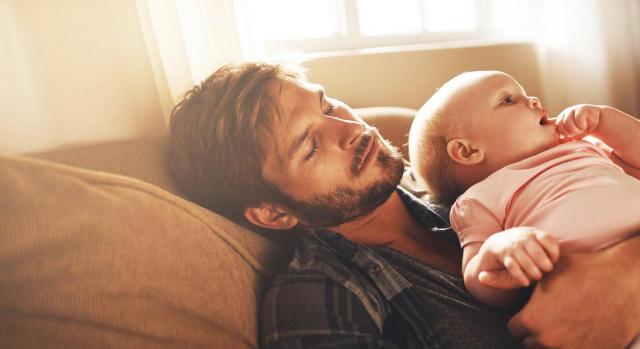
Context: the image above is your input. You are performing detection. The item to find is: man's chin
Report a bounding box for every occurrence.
[292,152,405,229]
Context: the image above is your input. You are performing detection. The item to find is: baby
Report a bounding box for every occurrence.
[408,71,640,308]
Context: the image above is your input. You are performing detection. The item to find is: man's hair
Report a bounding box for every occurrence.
[409,91,461,205]
[169,61,306,220]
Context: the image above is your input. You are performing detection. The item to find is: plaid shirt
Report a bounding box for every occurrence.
[260,187,522,349]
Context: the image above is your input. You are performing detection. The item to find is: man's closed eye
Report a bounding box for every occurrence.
[305,137,318,161]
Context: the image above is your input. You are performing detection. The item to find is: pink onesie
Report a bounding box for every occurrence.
[450,140,640,252]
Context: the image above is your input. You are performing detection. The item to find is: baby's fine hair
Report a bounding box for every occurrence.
[408,74,473,205]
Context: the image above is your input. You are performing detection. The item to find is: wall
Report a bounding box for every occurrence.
[1,1,636,154]
[0,0,164,154]
[2,4,545,156]
[304,42,543,111]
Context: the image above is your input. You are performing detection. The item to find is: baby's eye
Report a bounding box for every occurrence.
[502,95,514,104]
[327,103,336,115]
[326,100,337,115]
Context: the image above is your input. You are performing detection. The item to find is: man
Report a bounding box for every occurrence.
[169,61,640,348]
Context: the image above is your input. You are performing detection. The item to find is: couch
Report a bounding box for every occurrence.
[0,107,417,348]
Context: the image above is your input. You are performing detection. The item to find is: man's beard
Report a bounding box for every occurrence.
[278,129,405,229]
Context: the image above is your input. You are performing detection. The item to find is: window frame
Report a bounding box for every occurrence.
[238,0,508,55]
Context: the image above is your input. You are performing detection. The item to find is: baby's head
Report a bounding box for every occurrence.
[408,71,558,204]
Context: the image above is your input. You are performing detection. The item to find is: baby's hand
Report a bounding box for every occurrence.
[478,227,560,289]
[555,104,602,140]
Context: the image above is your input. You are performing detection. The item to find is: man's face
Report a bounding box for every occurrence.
[261,79,405,228]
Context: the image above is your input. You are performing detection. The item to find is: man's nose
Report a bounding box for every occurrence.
[330,116,365,150]
[528,96,542,109]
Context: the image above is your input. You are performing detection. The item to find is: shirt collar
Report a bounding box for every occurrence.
[306,186,457,300]
[312,186,455,251]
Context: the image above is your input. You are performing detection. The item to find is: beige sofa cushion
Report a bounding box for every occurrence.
[0,155,285,348]
[30,136,181,196]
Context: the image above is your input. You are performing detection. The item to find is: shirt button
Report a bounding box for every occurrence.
[368,263,381,273]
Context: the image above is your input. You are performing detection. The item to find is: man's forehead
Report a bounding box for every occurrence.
[275,79,320,103]
[270,78,322,126]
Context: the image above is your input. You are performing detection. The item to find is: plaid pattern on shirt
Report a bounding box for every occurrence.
[260,187,462,348]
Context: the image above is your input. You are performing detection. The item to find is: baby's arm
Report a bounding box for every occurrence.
[462,227,560,307]
[556,104,640,174]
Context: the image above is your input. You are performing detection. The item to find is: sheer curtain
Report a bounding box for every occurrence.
[135,0,259,121]
[0,0,166,154]
[0,0,256,154]
[535,0,640,115]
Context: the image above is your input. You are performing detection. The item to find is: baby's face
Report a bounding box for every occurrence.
[451,71,559,170]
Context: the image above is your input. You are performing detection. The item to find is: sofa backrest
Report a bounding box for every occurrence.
[31,136,181,196]
[3,107,416,348]
[30,107,417,187]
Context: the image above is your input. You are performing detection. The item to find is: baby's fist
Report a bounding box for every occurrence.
[555,104,602,139]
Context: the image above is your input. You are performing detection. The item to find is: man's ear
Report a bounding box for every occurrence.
[244,203,299,230]
[446,138,484,166]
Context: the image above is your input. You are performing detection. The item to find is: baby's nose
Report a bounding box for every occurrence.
[528,96,542,109]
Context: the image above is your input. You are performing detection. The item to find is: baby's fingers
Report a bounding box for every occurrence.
[575,112,589,131]
[523,239,554,273]
[559,110,586,136]
[479,270,524,290]
[535,230,560,263]
[565,120,585,136]
[555,112,573,137]
[503,255,531,287]
[511,249,543,281]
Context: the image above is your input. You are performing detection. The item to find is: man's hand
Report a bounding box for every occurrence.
[555,104,602,140]
[508,235,640,349]
[478,228,560,289]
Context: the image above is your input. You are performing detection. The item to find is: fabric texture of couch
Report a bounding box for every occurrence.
[0,107,417,348]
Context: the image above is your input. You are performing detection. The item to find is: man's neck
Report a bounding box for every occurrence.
[331,191,416,247]
[330,190,463,275]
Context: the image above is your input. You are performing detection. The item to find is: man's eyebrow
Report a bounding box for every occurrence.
[286,88,325,161]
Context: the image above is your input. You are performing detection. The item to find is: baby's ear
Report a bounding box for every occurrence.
[446,138,484,165]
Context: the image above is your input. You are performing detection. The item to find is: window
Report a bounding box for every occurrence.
[236,0,541,56]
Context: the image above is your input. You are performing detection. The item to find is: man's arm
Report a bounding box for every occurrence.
[507,235,640,349]
[260,271,399,349]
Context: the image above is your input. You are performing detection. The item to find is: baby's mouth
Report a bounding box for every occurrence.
[539,113,551,125]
